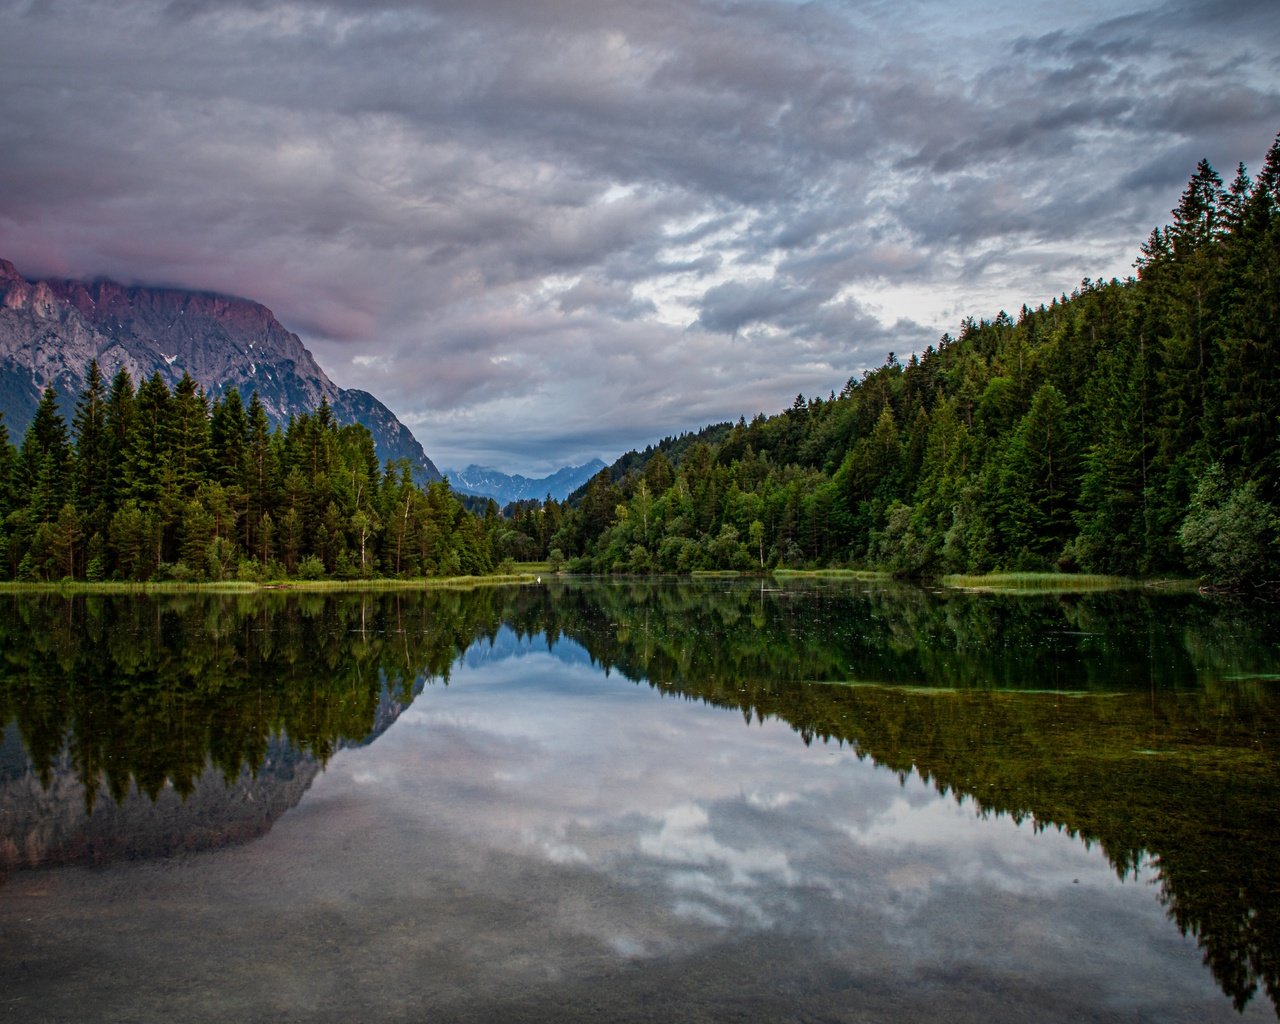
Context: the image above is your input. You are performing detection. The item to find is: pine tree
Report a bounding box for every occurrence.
[50,502,84,579]
[72,360,110,538]
[126,372,172,505]
[997,384,1076,565]
[0,412,14,522]
[209,387,248,486]
[179,498,215,576]
[1215,133,1280,500]
[1074,331,1150,573]
[169,373,210,497]
[243,392,278,554]
[19,385,72,524]
[103,368,136,515]
[908,398,972,570]
[1170,159,1227,258]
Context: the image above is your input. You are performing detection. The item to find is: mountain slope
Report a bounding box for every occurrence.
[496,137,1280,584]
[0,259,440,480]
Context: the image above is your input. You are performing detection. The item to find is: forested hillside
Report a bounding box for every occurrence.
[505,133,1280,587]
[2,133,1277,586]
[0,262,441,482]
[0,369,495,582]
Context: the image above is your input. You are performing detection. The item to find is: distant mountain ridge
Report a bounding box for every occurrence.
[444,459,607,504]
[0,673,424,876]
[0,258,440,480]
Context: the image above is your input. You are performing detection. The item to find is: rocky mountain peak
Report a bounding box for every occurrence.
[0,259,440,480]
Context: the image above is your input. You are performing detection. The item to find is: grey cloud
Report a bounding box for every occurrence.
[693,278,836,337]
[1119,142,1216,195]
[1141,82,1280,137]
[2,0,1278,471]
[1158,0,1280,34]
[1011,22,1156,62]
[908,95,1137,176]
[556,279,657,321]
[389,306,878,471]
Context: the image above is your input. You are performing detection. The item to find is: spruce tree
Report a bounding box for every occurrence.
[126,372,172,505]
[72,360,110,538]
[209,387,248,486]
[0,412,13,522]
[104,368,135,515]
[243,392,278,553]
[169,373,210,498]
[19,385,72,524]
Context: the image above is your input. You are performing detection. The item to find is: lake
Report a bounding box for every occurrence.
[1,580,1277,1022]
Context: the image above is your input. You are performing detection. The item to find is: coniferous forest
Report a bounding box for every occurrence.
[0,376,497,583]
[509,133,1280,588]
[1,132,1277,586]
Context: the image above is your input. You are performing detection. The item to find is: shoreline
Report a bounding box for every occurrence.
[0,569,1202,596]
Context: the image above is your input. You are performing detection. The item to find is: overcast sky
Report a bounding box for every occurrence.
[2,0,1278,474]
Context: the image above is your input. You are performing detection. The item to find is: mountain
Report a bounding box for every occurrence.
[0,727,323,876]
[0,258,440,480]
[444,458,607,504]
[0,673,424,877]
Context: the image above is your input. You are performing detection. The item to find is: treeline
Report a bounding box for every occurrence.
[0,369,499,581]
[0,589,516,800]
[4,133,1277,585]
[503,132,1280,586]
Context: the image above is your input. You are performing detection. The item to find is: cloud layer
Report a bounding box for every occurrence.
[2,0,1277,471]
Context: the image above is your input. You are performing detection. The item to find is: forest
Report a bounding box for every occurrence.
[0,374,498,582]
[0,130,1277,585]
[504,131,1280,587]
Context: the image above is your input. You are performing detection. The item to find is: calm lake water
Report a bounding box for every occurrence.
[1,580,1277,1023]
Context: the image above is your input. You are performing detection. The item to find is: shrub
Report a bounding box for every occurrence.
[296,555,326,580]
[1179,465,1280,587]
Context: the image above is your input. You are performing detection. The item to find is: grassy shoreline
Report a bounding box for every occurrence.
[939,571,1199,593]
[0,572,546,595]
[771,568,891,581]
[0,568,1201,596]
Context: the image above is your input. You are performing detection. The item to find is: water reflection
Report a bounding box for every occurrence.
[0,581,1277,1018]
[0,589,521,874]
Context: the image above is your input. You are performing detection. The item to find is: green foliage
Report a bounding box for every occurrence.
[296,554,326,580]
[997,383,1076,566]
[2,131,1275,587]
[0,377,500,582]
[1179,464,1280,587]
[490,129,1280,587]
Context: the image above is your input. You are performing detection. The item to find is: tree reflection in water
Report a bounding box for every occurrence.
[0,580,1276,1015]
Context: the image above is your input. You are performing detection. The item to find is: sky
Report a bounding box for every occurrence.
[1,0,1278,475]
